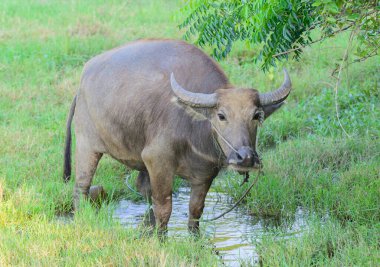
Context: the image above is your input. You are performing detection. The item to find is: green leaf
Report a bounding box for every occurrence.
[326,17,337,23]
[326,2,340,14]
[348,13,360,20]
[241,5,249,20]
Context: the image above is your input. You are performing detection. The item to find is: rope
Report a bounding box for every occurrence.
[201,168,262,222]
[125,169,262,222]
[124,122,262,222]
[210,122,239,154]
[125,173,143,197]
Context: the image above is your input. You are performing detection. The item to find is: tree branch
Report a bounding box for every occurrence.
[272,24,354,58]
[332,26,358,138]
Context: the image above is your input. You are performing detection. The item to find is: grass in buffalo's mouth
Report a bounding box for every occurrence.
[1,0,379,266]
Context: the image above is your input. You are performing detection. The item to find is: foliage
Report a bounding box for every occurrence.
[180,0,379,70]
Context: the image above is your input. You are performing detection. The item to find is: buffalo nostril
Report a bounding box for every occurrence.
[236,147,255,166]
[227,147,257,167]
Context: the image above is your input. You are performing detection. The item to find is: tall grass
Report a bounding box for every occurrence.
[256,218,379,266]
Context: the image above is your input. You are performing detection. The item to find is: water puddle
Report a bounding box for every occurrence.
[114,187,307,266]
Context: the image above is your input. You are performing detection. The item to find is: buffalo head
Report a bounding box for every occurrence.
[170,69,292,171]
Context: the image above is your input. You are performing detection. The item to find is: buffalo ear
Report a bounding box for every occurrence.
[262,102,285,119]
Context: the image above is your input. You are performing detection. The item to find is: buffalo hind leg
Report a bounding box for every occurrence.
[74,141,103,210]
[136,171,155,227]
[188,181,212,235]
[136,171,152,201]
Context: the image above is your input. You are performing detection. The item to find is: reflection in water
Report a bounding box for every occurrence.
[114,187,307,266]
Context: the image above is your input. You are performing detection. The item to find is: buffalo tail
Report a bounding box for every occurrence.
[63,95,77,182]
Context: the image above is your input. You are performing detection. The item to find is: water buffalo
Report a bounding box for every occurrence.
[63,39,291,234]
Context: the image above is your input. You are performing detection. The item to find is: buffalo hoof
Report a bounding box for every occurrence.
[89,185,107,205]
[138,208,156,237]
[142,207,156,227]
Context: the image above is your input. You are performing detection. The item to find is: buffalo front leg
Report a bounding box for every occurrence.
[142,148,174,236]
[74,141,102,210]
[188,181,212,234]
[150,172,173,236]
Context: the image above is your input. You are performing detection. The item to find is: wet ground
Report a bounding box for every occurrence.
[114,187,307,266]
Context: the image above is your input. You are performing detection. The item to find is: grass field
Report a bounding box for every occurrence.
[0,0,379,266]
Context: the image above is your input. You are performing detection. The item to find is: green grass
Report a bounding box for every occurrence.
[256,218,379,266]
[1,0,379,266]
[0,0,220,266]
[0,203,217,266]
[214,33,379,265]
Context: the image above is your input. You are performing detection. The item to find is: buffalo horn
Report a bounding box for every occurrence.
[170,73,217,108]
[259,68,292,106]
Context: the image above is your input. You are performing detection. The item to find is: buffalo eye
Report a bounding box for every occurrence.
[252,112,261,121]
[217,113,227,121]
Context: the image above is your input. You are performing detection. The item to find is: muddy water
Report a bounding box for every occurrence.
[114,187,307,266]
